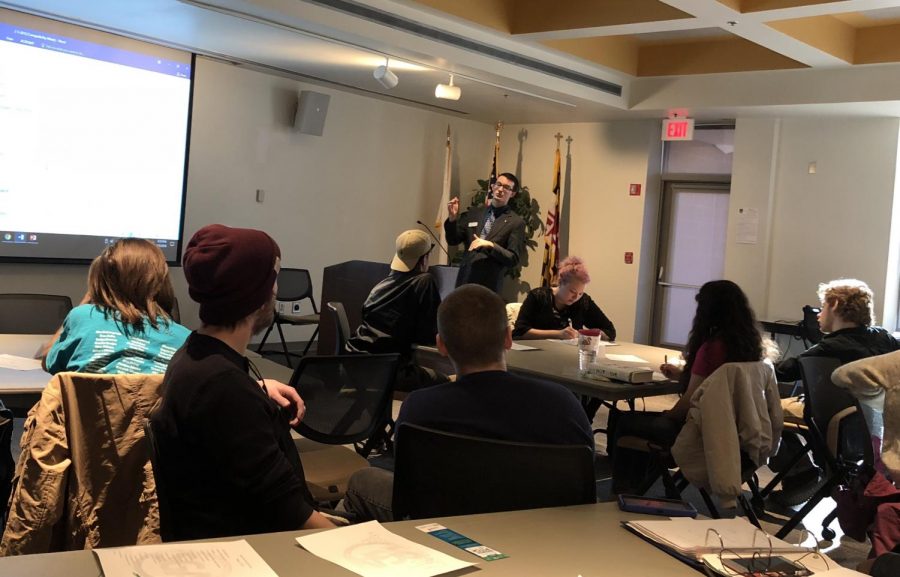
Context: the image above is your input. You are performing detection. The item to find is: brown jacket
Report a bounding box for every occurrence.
[832,350,900,482]
[1,373,163,555]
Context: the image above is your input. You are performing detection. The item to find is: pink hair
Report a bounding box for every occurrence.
[558,256,590,285]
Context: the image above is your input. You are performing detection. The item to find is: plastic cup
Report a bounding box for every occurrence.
[578,329,602,372]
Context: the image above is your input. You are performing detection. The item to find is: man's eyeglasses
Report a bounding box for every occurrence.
[491,182,514,193]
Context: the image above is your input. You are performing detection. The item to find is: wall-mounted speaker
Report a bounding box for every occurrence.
[294,90,330,136]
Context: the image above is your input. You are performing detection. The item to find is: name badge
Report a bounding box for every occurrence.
[468,221,478,227]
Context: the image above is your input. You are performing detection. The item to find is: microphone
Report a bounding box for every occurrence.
[416,220,450,258]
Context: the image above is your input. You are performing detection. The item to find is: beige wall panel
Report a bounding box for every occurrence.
[638,37,806,76]
[541,36,640,76]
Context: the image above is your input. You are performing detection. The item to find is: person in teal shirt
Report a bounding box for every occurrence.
[42,238,190,375]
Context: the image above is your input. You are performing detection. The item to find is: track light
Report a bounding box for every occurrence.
[435,74,461,101]
[373,58,398,89]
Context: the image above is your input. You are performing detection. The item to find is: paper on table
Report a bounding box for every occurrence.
[0,354,43,371]
[93,539,278,577]
[605,354,649,363]
[510,342,539,351]
[296,521,474,577]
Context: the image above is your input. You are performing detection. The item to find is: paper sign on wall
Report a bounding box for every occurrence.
[736,208,759,244]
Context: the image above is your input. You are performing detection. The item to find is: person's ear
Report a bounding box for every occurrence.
[436,334,449,357]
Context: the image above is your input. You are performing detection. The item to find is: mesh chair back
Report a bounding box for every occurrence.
[277,268,317,312]
[0,293,73,334]
[0,401,14,533]
[799,356,871,464]
[393,423,596,520]
[170,297,181,324]
[290,353,400,445]
[143,419,175,542]
[326,301,351,355]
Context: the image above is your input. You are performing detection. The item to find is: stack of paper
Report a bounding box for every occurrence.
[624,517,799,561]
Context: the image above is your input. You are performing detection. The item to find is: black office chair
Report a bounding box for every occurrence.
[0,400,15,535]
[775,356,872,539]
[143,419,175,542]
[289,353,400,501]
[0,293,73,334]
[326,301,351,355]
[169,296,181,324]
[392,423,597,520]
[257,268,320,367]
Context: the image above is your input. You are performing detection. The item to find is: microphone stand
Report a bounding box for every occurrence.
[416,220,450,259]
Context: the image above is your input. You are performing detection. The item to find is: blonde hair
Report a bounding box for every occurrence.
[817,278,875,327]
[558,256,591,285]
[88,238,175,331]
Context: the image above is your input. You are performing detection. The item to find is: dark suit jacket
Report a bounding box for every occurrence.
[444,205,525,293]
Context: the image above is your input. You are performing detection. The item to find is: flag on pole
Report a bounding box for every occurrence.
[486,122,502,206]
[541,135,563,288]
[433,125,452,265]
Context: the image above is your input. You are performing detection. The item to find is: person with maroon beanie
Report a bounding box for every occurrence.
[151,224,334,540]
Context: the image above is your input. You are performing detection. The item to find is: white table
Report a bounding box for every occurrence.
[417,339,683,402]
[0,502,699,576]
[1,334,53,412]
[0,334,295,412]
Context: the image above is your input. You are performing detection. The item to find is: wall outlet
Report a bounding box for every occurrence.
[292,302,302,313]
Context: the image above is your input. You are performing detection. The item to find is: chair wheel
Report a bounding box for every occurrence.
[822,527,836,540]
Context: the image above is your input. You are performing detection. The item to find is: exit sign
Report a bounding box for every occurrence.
[662,118,695,141]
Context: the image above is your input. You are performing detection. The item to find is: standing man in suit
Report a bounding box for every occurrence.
[444,172,526,294]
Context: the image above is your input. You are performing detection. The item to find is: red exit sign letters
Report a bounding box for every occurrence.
[662,118,695,141]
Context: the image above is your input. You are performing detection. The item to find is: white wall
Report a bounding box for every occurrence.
[498,121,659,342]
[727,117,900,326]
[1,58,495,338]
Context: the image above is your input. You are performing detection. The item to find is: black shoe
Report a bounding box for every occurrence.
[772,468,826,507]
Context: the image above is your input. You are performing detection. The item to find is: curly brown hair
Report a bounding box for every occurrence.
[817,279,874,327]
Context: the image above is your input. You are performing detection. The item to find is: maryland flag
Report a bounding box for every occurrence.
[541,143,561,287]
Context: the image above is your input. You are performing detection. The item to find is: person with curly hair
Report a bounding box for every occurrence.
[611,280,767,495]
[770,279,899,505]
[775,279,898,382]
[512,256,616,341]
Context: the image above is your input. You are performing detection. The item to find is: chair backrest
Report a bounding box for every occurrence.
[505,302,522,328]
[169,296,181,324]
[0,400,14,534]
[277,268,318,314]
[290,353,400,445]
[429,264,459,301]
[327,301,351,355]
[392,423,597,520]
[0,293,73,334]
[143,418,175,542]
[799,356,871,465]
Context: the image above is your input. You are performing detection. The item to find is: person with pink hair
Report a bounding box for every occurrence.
[513,256,616,341]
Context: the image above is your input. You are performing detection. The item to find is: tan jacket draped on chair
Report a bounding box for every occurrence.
[1,373,163,555]
[671,361,784,508]
[832,350,900,481]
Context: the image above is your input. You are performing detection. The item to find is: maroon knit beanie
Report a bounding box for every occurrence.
[183,224,281,325]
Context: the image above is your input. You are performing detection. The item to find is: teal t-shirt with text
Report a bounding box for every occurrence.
[46,304,190,375]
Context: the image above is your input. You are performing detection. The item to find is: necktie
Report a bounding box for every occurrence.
[482,210,496,238]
